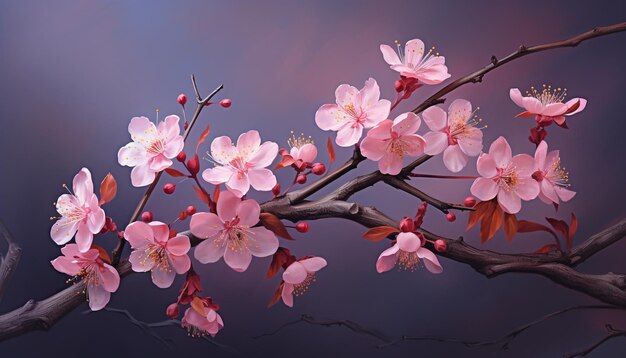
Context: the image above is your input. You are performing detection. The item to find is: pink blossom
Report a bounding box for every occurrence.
[124,221,191,288]
[202,130,278,197]
[360,112,426,175]
[510,86,587,126]
[376,232,442,274]
[118,115,184,187]
[315,78,391,147]
[532,141,576,205]
[50,168,106,253]
[380,39,450,84]
[190,190,279,272]
[181,298,224,337]
[470,137,540,214]
[280,257,327,307]
[422,99,484,172]
[51,244,120,311]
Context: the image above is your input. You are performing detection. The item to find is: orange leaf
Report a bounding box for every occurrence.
[266,247,292,279]
[480,201,502,243]
[193,186,211,205]
[546,217,571,249]
[195,125,210,155]
[503,213,518,241]
[535,244,558,254]
[516,220,558,240]
[91,244,111,264]
[569,213,578,238]
[259,213,294,240]
[363,226,400,242]
[191,297,206,315]
[274,155,295,170]
[267,281,284,308]
[327,137,336,164]
[466,200,492,231]
[515,111,534,117]
[99,173,117,205]
[165,168,186,177]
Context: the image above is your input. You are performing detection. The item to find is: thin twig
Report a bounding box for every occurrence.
[564,324,626,358]
[0,219,20,303]
[383,176,474,213]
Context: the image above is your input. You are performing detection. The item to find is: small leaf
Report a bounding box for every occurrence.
[466,200,492,231]
[193,186,211,205]
[266,247,293,279]
[191,297,206,315]
[195,125,211,155]
[535,244,558,254]
[503,213,518,241]
[363,226,400,242]
[480,201,502,243]
[274,155,295,170]
[91,244,111,264]
[546,217,571,249]
[213,185,220,203]
[516,220,558,240]
[327,137,336,164]
[165,168,186,177]
[259,213,294,240]
[569,213,578,238]
[99,173,117,205]
[267,281,284,308]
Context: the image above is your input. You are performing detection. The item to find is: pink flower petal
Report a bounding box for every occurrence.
[540,179,559,204]
[457,127,483,157]
[128,116,158,145]
[417,63,450,85]
[300,257,327,273]
[362,100,391,127]
[511,154,536,177]
[522,97,544,114]
[190,212,223,239]
[423,131,448,155]
[357,78,381,111]
[509,88,525,108]
[169,254,191,274]
[476,153,497,178]
[497,190,522,214]
[51,255,81,276]
[248,168,277,192]
[73,168,94,205]
[281,283,295,307]
[129,249,154,272]
[210,136,237,165]
[148,221,170,244]
[542,103,568,116]
[297,143,317,163]
[202,166,233,185]
[335,124,363,147]
[315,104,348,131]
[380,44,401,66]
[50,217,80,245]
[159,115,181,142]
[118,142,148,167]
[378,152,403,175]
[223,248,253,272]
[397,232,421,252]
[236,130,261,161]
[130,163,156,187]
[249,142,278,168]
[489,136,512,168]
[402,135,426,157]
[360,137,387,161]
[167,235,191,256]
[422,106,448,131]
[447,99,472,121]
[534,141,548,170]
[99,263,120,292]
[87,284,111,311]
[194,238,226,264]
[235,199,261,227]
[247,227,279,257]
[416,247,443,274]
[443,144,468,173]
[376,244,400,273]
[283,262,307,284]
[404,39,425,67]
[75,223,93,253]
[87,206,105,234]
[515,178,540,201]
[151,266,176,288]
[556,186,576,202]
[364,120,393,140]
[163,136,184,159]
[124,221,155,249]
[335,84,359,108]
[391,112,421,135]
[470,177,499,201]
[149,155,173,172]
[226,173,250,197]
[565,98,587,116]
[216,190,241,222]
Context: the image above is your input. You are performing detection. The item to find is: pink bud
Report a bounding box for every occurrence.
[463,196,476,207]
[177,94,187,107]
[434,239,447,252]
[219,99,232,108]
[311,163,326,175]
[166,303,180,319]
[296,174,307,184]
[295,222,309,233]
[186,205,197,215]
[163,183,176,195]
[187,156,200,175]
[117,231,124,239]
[141,211,153,223]
[399,217,415,232]
[272,183,281,197]
[394,80,404,93]
[176,151,187,162]
[446,212,456,222]
[279,148,289,156]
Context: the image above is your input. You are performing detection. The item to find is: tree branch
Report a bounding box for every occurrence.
[0,220,20,304]
[565,324,626,358]
[382,176,474,213]
[569,218,626,266]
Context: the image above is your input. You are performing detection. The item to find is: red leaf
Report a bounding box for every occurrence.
[259,213,294,240]
[213,185,220,203]
[165,168,186,177]
[535,244,558,254]
[327,137,336,164]
[515,111,534,118]
[274,155,295,170]
[363,226,400,242]
[516,220,558,240]
[267,281,284,308]
[569,213,578,239]
[193,186,211,205]
[195,125,210,155]
[99,173,117,206]
[503,213,518,241]
[546,217,571,249]
[466,200,492,231]
[91,244,111,264]
[480,201,502,243]
[266,247,294,279]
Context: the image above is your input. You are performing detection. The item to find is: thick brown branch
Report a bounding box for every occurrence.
[569,218,626,266]
[0,220,20,303]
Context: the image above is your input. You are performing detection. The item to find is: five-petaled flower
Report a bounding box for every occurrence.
[532,140,576,205]
[118,115,185,187]
[288,132,318,171]
[470,137,540,214]
[380,39,451,85]
[190,190,279,272]
[202,130,278,197]
[422,99,484,173]
[280,256,327,307]
[360,112,426,175]
[124,221,191,288]
[51,243,120,311]
[181,297,224,337]
[376,232,443,274]
[509,86,587,127]
[315,78,391,147]
[50,168,106,253]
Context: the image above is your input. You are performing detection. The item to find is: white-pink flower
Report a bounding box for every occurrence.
[510,87,586,126]
[532,141,576,205]
[315,78,391,147]
[202,130,278,197]
[190,190,279,272]
[380,39,451,84]
[470,137,540,214]
[376,232,442,274]
[118,115,184,187]
[51,243,120,311]
[290,142,317,165]
[281,257,327,307]
[50,168,106,253]
[360,112,426,175]
[181,300,224,337]
[124,221,191,288]
[422,99,484,173]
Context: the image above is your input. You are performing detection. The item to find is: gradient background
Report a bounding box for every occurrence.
[1,1,626,357]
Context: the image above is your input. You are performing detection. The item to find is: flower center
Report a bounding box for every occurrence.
[287,131,314,149]
[526,84,567,106]
[146,137,167,155]
[388,136,408,157]
[496,165,519,191]
[547,158,570,188]
[138,244,171,272]
[293,273,316,296]
[446,108,484,144]
[216,219,259,254]
[398,250,420,271]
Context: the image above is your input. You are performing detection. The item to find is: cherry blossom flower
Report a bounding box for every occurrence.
[51,244,120,311]
[422,99,484,172]
[118,115,184,187]
[376,232,442,274]
[202,130,278,197]
[288,132,318,169]
[380,39,450,84]
[124,221,191,288]
[532,141,576,205]
[315,78,391,147]
[50,168,106,253]
[510,86,587,126]
[360,112,426,175]
[190,190,279,272]
[470,137,540,214]
[280,257,327,307]
[181,297,224,337]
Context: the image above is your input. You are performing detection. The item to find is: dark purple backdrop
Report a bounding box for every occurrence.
[1,1,626,357]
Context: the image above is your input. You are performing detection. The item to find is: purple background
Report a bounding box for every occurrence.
[1,1,626,357]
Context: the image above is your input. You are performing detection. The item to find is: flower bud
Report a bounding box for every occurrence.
[445,212,456,222]
[311,162,326,175]
[186,205,197,216]
[141,211,153,222]
[176,151,187,162]
[463,196,476,208]
[219,99,232,108]
[187,156,200,175]
[117,231,124,239]
[394,80,404,93]
[169,229,177,238]
[434,239,447,252]
[399,217,415,232]
[177,94,187,107]
[166,303,180,319]
[163,183,176,195]
[296,174,307,184]
[272,183,281,197]
[295,222,309,233]
[279,148,289,156]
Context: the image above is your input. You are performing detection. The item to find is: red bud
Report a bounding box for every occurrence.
[176,151,187,162]
[219,99,232,108]
[177,94,187,107]
[399,217,415,232]
[272,183,281,197]
[311,162,326,175]
[463,196,476,207]
[295,222,309,233]
[187,156,200,175]
[279,148,289,156]
[141,211,153,223]
[169,229,177,238]
[117,231,124,239]
[186,205,197,215]
[163,183,176,195]
[166,303,180,319]
[394,80,404,92]
[434,239,447,252]
[296,174,307,184]
[445,212,456,222]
